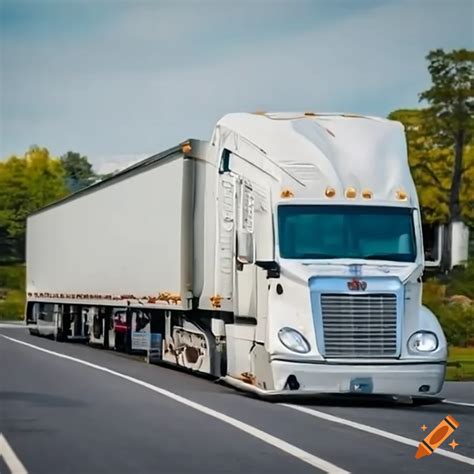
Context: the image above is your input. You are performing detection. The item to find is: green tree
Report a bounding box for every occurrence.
[389,49,473,269]
[388,109,473,227]
[419,49,474,223]
[60,151,96,192]
[0,147,68,261]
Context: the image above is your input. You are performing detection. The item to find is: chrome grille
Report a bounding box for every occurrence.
[320,293,398,358]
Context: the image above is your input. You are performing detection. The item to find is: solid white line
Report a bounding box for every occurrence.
[0,336,348,474]
[0,433,28,474]
[443,399,474,408]
[282,404,474,466]
[0,323,26,329]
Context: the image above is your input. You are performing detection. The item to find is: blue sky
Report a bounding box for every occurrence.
[1,0,473,173]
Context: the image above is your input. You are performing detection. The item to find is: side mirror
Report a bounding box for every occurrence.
[236,230,254,264]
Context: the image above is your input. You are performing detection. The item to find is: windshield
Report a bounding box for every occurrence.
[278,205,416,262]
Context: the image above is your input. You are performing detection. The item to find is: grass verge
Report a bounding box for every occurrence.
[0,264,25,320]
[446,346,474,381]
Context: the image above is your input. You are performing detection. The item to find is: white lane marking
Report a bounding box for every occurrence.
[443,400,474,408]
[283,404,474,466]
[0,336,348,474]
[0,433,28,474]
[0,324,26,329]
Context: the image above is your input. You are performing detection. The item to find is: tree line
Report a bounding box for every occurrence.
[391,49,473,229]
[0,48,472,264]
[0,148,99,261]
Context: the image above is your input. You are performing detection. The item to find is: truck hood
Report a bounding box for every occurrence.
[280,259,421,285]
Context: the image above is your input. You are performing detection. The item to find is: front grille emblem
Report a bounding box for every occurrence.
[347,278,367,291]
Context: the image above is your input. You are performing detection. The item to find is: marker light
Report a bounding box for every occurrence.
[396,189,408,201]
[362,189,373,199]
[408,331,438,353]
[345,187,357,199]
[281,189,294,198]
[278,327,311,353]
[325,187,336,198]
[181,143,192,154]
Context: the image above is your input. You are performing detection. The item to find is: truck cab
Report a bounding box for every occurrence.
[211,112,447,396]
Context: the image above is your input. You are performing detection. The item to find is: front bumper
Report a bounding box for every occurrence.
[270,360,446,396]
[223,360,446,397]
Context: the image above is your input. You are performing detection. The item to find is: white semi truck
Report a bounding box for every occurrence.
[25,112,447,398]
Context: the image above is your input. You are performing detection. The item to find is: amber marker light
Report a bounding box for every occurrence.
[345,187,357,199]
[396,189,408,201]
[181,143,192,154]
[325,187,336,198]
[281,189,294,198]
[362,189,373,199]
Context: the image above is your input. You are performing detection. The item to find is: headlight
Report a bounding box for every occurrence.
[278,327,310,353]
[407,331,438,353]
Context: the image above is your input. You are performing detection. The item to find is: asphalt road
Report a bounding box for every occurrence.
[0,326,472,474]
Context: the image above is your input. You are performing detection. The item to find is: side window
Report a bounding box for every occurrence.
[219,149,231,174]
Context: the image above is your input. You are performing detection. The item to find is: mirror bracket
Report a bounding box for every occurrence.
[255,260,280,278]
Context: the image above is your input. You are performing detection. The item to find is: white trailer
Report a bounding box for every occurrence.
[423,221,470,270]
[26,112,447,398]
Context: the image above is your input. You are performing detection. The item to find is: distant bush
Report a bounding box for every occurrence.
[437,304,474,347]
[446,262,474,299]
[0,264,26,292]
[423,269,473,347]
[0,265,26,320]
[0,289,25,320]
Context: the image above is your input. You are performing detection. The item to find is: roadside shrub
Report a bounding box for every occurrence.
[438,304,473,347]
[446,262,474,299]
[0,289,25,320]
[0,265,26,292]
[423,277,473,347]
[422,280,446,306]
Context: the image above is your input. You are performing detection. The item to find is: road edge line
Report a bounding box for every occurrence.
[442,400,474,408]
[1,335,349,474]
[0,434,28,474]
[282,404,474,466]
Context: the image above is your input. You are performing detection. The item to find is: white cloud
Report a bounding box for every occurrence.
[94,153,150,175]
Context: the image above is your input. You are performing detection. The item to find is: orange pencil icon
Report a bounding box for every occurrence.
[415,415,459,459]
